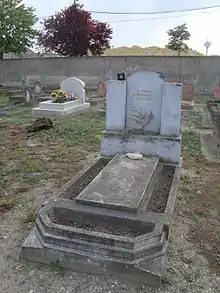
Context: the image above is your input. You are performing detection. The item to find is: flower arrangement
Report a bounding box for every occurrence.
[50,90,75,103]
[51,90,67,103]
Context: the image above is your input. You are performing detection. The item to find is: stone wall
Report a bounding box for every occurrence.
[0,56,220,93]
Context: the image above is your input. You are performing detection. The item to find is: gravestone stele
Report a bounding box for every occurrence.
[97,82,106,98]
[101,70,183,164]
[126,71,165,133]
[214,85,220,99]
[35,82,42,94]
[60,77,85,103]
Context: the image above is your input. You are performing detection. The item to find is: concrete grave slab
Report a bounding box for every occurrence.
[76,155,158,212]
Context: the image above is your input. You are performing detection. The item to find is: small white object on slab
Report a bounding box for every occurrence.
[126,153,143,160]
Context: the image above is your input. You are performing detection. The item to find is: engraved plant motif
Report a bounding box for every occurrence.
[131,106,154,133]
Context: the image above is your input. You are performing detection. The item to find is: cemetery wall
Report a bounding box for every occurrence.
[0,56,220,94]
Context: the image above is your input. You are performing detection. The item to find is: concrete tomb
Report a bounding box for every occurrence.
[32,77,90,117]
[102,71,183,164]
[207,100,220,148]
[22,71,181,288]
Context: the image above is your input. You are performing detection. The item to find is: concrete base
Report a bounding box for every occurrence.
[22,228,166,287]
[100,130,181,164]
[21,155,181,288]
[32,100,90,117]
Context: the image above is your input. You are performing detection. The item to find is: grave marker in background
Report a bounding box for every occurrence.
[172,81,195,109]
[214,85,220,99]
[97,81,106,97]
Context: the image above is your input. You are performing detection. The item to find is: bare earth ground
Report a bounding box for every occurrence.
[0,100,220,293]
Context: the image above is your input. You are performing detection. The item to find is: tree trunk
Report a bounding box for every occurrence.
[178,51,182,81]
[0,52,3,59]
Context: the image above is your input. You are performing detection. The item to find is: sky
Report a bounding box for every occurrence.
[24,0,220,55]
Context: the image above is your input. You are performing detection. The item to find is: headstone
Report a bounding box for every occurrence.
[97,82,106,97]
[172,81,194,102]
[126,71,165,133]
[35,82,42,94]
[102,70,183,163]
[60,77,85,103]
[25,89,31,103]
[214,85,220,99]
[106,80,127,130]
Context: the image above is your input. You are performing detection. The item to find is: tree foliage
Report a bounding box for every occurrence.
[38,2,113,57]
[166,23,191,56]
[0,0,39,59]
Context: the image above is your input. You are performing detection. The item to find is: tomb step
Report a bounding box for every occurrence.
[36,219,166,261]
[37,210,161,251]
[32,102,90,117]
[22,228,165,287]
[76,155,159,213]
[37,211,135,250]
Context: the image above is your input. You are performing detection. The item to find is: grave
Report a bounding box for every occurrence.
[207,100,220,148]
[101,71,183,164]
[22,70,182,288]
[32,77,90,117]
[172,81,194,109]
[214,85,220,100]
[97,81,106,98]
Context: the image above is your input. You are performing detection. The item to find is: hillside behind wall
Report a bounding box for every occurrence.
[0,56,219,94]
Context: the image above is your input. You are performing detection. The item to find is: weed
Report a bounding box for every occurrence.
[188,111,202,129]
[23,209,37,224]
[50,262,66,276]
[0,198,14,211]
[182,131,202,157]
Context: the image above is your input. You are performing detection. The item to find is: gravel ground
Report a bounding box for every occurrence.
[0,163,220,293]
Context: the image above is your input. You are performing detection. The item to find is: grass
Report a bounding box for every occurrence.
[36,109,105,145]
[181,131,202,158]
[0,105,105,211]
[187,111,202,129]
[0,93,9,106]
[181,110,202,130]
[23,208,37,224]
[0,198,14,211]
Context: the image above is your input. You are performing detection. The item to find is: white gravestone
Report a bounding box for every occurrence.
[126,71,164,133]
[101,70,183,163]
[35,83,42,94]
[60,77,86,103]
[160,83,182,136]
[105,71,182,137]
[106,80,127,131]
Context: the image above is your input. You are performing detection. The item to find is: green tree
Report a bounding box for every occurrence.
[0,0,39,59]
[166,23,191,56]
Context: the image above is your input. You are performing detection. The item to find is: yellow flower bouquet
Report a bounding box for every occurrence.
[50,90,68,103]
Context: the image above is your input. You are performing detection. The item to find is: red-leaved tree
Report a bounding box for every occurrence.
[38,2,112,56]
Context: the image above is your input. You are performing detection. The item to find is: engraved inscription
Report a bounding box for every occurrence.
[133,89,154,99]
